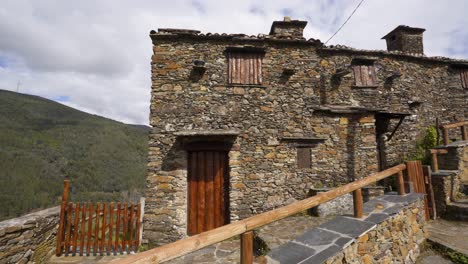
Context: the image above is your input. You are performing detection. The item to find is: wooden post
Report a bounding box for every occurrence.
[431,152,439,172]
[56,180,70,256]
[443,128,449,145]
[397,171,405,195]
[353,188,363,218]
[240,231,254,264]
[462,126,467,141]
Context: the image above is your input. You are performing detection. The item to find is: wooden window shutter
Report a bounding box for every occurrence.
[297,148,312,169]
[461,69,468,89]
[227,52,263,85]
[353,65,376,86]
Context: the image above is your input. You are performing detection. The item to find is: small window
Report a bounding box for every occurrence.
[227,52,263,85]
[353,65,377,87]
[460,69,468,89]
[297,147,312,169]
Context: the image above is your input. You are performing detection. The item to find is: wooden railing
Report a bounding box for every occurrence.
[56,181,143,256]
[113,164,408,264]
[440,120,468,145]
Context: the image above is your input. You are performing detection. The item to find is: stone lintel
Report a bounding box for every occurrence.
[173,130,240,137]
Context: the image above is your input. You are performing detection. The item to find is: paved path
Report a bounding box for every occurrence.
[426,219,468,256]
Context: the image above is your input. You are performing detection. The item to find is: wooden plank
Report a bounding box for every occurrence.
[353,66,362,86]
[257,56,262,84]
[64,202,73,255]
[94,203,101,254]
[115,203,122,252]
[108,203,114,253]
[86,203,94,255]
[361,65,369,86]
[128,204,135,252]
[100,203,107,253]
[369,65,376,85]
[188,152,198,235]
[205,151,215,231]
[213,152,222,228]
[123,203,128,251]
[79,203,87,256]
[222,152,229,224]
[72,203,81,255]
[112,164,408,264]
[55,180,70,256]
[197,152,206,233]
[240,231,253,264]
[353,188,363,218]
[227,53,232,84]
[135,203,142,249]
[423,166,436,219]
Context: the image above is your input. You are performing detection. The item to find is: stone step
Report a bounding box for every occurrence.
[445,201,468,222]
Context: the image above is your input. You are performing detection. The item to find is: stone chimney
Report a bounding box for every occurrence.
[269,17,307,39]
[381,25,426,54]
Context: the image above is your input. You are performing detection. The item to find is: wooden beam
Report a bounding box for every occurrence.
[240,231,253,264]
[111,164,406,264]
[440,121,468,129]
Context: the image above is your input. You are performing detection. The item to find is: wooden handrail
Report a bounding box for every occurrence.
[430,149,448,172]
[439,120,468,145]
[112,164,406,264]
[440,121,468,129]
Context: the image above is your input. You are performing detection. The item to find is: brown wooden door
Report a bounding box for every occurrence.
[188,149,229,235]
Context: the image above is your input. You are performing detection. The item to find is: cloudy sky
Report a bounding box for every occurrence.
[1,0,467,125]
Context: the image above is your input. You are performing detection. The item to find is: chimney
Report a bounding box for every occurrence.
[269,17,307,39]
[381,25,426,54]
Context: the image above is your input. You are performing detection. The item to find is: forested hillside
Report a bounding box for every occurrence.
[0,90,149,220]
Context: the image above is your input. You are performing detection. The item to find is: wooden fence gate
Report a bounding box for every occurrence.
[405,161,436,219]
[56,180,142,256]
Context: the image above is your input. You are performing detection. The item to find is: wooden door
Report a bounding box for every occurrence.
[188,148,229,235]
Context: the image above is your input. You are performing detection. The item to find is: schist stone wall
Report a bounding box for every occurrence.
[145,18,468,245]
[0,207,59,264]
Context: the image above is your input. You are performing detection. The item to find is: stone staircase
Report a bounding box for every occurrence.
[445,199,468,222]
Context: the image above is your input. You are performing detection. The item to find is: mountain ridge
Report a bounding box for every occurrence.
[0,89,149,221]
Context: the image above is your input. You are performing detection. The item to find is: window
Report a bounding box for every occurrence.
[297,147,312,169]
[227,51,263,85]
[353,65,377,87]
[460,69,468,89]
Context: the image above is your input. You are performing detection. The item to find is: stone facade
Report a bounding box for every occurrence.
[145,18,468,245]
[0,207,59,264]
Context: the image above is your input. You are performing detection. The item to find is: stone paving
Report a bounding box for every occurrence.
[426,219,468,256]
[169,214,332,264]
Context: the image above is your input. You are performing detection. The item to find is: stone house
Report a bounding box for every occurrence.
[144,18,468,246]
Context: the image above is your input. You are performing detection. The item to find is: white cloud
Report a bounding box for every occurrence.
[0,0,467,125]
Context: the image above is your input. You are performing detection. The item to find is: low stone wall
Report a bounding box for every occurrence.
[267,193,426,264]
[0,207,60,264]
[326,195,426,264]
